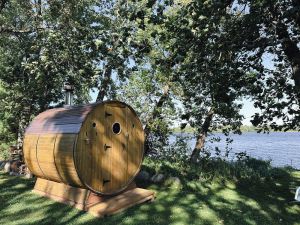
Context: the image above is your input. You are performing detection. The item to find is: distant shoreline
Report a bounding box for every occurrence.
[171,125,299,134]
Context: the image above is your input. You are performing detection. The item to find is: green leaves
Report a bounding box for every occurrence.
[234,0,300,131]
[0,0,116,142]
[0,0,299,151]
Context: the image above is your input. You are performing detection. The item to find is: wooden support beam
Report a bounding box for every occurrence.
[32,178,155,217]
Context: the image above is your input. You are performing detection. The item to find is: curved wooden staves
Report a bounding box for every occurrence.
[23,101,145,195]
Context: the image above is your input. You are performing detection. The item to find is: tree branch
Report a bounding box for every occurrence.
[0,26,33,35]
[0,26,48,35]
[276,21,300,89]
[144,83,170,155]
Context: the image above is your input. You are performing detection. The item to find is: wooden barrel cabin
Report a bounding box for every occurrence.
[23,101,144,195]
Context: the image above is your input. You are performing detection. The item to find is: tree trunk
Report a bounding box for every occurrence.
[17,122,25,150]
[190,108,214,163]
[144,84,170,155]
[96,66,112,102]
[17,112,27,150]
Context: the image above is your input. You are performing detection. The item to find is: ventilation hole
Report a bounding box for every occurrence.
[132,123,135,128]
[86,132,88,136]
[112,122,121,134]
[92,122,96,127]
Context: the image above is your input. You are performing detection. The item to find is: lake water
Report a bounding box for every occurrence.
[170,132,300,169]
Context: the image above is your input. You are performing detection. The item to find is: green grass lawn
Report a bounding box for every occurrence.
[0,168,300,225]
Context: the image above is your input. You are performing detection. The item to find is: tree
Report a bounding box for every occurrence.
[116,0,182,155]
[117,0,253,159]
[160,0,254,162]
[231,0,300,131]
[0,0,111,146]
[93,1,135,101]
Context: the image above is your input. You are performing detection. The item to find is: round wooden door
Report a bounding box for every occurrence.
[75,102,144,195]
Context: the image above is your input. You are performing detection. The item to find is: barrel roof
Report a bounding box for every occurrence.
[25,103,97,134]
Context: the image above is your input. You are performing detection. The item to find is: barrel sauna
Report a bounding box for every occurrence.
[23,101,144,195]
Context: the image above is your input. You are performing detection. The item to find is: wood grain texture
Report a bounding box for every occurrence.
[127,107,145,179]
[25,104,95,134]
[36,134,61,182]
[54,134,83,187]
[23,134,44,177]
[74,102,144,195]
[87,188,155,217]
[101,104,112,193]
[24,101,144,196]
[33,178,89,208]
[33,178,155,217]
[107,105,127,191]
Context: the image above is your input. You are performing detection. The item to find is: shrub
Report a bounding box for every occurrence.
[142,154,289,187]
[0,143,10,160]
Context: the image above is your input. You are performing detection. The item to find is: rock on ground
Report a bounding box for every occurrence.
[10,161,20,173]
[25,167,33,179]
[151,173,165,183]
[9,171,20,176]
[0,161,6,170]
[135,170,150,181]
[4,162,11,173]
[165,176,182,189]
[25,172,33,179]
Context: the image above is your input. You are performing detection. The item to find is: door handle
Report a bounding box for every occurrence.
[104,144,111,151]
[103,179,110,185]
[105,111,112,117]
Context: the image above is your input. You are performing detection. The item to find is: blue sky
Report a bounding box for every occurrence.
[239,100,259,125]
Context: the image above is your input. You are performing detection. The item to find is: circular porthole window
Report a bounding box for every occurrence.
[112,122,121,134]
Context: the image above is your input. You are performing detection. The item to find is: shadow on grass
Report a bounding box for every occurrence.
[0,162,300,225]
